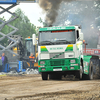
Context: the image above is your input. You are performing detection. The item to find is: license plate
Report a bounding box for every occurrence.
[53,69,62,71]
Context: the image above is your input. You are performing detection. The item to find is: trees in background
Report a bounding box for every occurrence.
[10,8,36,39]
[0,8,37,46]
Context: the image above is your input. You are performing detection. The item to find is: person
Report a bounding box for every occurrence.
[0,53,8,71]
[29,53,35,69]
[0,57,2,71]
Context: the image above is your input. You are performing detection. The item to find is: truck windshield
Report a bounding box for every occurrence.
[39,30,75,45]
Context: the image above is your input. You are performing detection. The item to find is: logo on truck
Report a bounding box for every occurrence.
[50,47,63,50]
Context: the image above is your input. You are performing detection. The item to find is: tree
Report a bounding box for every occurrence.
[38,17,48,27]
[0,8,37,47]
[10,8,36,39]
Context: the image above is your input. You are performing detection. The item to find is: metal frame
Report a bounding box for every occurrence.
[0,4,19,56]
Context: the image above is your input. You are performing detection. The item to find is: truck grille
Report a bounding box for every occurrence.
[50,53,64,59]
[50,60,65,66]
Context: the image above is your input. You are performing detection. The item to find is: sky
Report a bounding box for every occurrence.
[0,3,45,27]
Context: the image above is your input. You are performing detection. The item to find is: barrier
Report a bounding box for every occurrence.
[83,49,100,56]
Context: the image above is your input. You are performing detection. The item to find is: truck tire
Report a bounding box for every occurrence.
[76,65,83,79]
[41,72,48,80]
[49,74,53,80]
[87,61,93,80]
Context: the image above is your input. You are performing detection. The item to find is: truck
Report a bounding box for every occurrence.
[11,35,38,68]
[25,36,38,68]
[33,25,100,80]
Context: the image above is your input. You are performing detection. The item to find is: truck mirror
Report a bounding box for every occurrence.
[80,33,83,41]
[32,34,36,45]
[77,30,79,39]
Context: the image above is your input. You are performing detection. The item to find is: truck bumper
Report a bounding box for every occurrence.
[38,65,80,72]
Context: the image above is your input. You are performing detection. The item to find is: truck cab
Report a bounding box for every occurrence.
[25,37,35,57]
[35,26,93,80]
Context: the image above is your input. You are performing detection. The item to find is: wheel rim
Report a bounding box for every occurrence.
[80,66,82,79]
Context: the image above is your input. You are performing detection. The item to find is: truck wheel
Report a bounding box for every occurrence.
[41,72,48,80]
[76,66,83,79]
[87,61,93,80]
[49,74,53,80]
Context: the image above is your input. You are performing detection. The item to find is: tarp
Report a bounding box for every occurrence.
[0,0,38,4]
[0,0,17,4]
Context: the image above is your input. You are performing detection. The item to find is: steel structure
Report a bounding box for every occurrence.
[0,0,38,57]
[0,1,20,57]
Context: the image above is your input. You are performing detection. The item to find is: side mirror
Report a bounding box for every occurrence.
[76,30,79,39]
[32,34,36,45]
[79,33,83,41]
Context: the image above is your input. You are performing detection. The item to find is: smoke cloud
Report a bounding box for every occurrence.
[54,1,99,48]
[39,0,100,48]
[39,0,73,25]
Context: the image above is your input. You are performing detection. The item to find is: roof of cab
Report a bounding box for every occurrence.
[39,26,75,31]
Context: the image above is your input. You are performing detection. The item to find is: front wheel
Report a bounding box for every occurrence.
[76,66,83,79]
[87,61,93,80]
[41,72,48,80]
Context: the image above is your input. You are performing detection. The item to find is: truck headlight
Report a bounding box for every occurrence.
[40,65,45,67]
[40,61,45,64]
[70,60,75,63]
[70,67,74,69]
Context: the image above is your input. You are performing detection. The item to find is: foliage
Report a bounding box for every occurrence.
[38,17,48,27]
[0,8,36,46]
[10,8,36,38]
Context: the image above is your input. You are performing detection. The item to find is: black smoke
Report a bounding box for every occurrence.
[39,0,73,25]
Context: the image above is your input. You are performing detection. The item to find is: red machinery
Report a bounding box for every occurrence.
[83,40,100,56]
[83,48,100,56]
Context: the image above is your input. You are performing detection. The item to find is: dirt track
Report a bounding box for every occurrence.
[0,74,100,100]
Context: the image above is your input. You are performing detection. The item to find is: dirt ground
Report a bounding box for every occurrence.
[0,74,100,100]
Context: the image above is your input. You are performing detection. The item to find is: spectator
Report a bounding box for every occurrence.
[0,53,8,71]
[0,57,2,71]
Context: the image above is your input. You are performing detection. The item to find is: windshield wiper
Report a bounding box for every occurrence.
[54,40,72,44]
[40,41,54,45]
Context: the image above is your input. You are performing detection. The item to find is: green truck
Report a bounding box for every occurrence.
[33,26,99,80]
